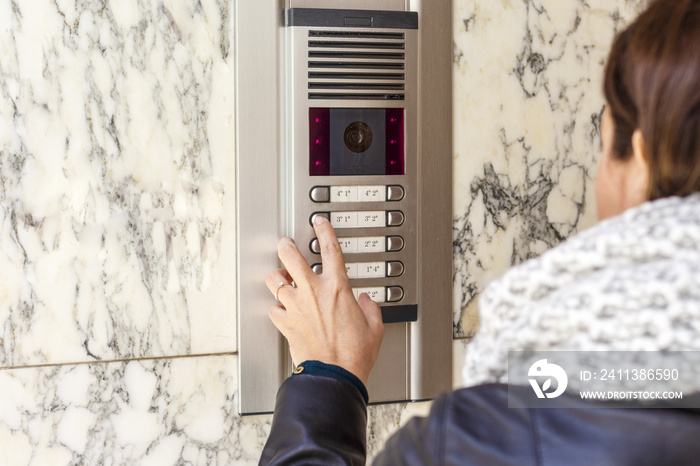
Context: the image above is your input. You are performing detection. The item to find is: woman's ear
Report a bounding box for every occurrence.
[630,129,650,201]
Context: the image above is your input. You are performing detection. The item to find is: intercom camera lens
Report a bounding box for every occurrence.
[344,121,373,153]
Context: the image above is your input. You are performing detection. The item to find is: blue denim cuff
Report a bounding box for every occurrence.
[292,360,369,404]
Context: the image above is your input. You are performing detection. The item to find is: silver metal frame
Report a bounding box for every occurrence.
[237,0,452,414]
[235,0,286,415]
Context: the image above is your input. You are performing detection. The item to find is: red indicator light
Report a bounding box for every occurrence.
[390,118,397,122]
[315,139,320,144]
[390,140,396,144]
[315,161,321,166]
[315,118,320,123]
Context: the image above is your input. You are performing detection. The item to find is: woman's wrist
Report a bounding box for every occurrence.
[292,360,369,404]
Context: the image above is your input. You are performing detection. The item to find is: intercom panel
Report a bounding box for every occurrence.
[237,0,453,415]
[286,8,419,323]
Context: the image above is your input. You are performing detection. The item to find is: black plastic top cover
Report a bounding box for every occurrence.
[287,8,418,29]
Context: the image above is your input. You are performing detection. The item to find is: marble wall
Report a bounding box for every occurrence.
[0,0,644,464]
[0,0,236,367]
[452,0,645,337]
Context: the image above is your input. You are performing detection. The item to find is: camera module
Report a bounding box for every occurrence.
[344,121,373,153]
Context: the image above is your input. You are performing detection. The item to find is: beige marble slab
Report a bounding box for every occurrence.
[0,0,236,367]
[452,0,646,337]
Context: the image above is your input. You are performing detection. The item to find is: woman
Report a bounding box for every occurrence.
[261,0,700,464]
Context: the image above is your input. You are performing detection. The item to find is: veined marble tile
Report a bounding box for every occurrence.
[0,354,440,465]
[0,355,269,466]
[366,400,432,464]
[451,0,646,337]
[0,0,236,366]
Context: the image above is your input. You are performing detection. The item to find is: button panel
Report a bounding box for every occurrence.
[330,185,385,203]
[310,236,403,255]
[336,261,406,279]
[304,184,411,319]
[311,211,405,229]
[309,185,407,204]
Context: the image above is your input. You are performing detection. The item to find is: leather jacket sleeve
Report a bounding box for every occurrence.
[259,373,368,465]
[261,378,700,466]
[372,385,535,466]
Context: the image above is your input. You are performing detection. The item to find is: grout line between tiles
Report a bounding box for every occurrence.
[0,351,239,372]
[1,338,471,371]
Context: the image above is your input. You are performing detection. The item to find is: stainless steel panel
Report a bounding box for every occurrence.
[410,0,453,400]
[236,0,287,415]
[366,323,408,402]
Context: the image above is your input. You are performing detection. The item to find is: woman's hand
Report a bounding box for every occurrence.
[265,216,385,386]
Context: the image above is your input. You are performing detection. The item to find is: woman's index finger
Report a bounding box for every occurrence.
[312,215,348,278]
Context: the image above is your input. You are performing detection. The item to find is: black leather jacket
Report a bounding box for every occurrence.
[260,374,700,465]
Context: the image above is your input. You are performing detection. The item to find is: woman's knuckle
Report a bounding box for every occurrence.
[278,241,296,255]
[321,240,342,256]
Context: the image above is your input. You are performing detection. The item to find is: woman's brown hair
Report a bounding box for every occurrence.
[604,0,700,200]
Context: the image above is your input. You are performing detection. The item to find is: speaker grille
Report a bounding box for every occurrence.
[307,30,406,101]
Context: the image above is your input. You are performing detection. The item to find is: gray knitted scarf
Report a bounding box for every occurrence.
[463,193,700,386]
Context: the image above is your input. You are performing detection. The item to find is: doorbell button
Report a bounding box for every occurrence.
[331,211,359,228]
[357,211,384,228]
[357,186,386,202]
[338,237,359,253]
[330,186,358,202]
[356,262,385,279]
[310,186,330,203]
[386,261,405,278]
[310,238,321,254]
[358,236,384,253]
[345,263,359,278]
[386,211,405,227]
[353,287,386,303]
[386,286,404,303]
[386,236,405,252]
[310,212,330,226]
[311,264,323,274]
[386,185,405,202]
